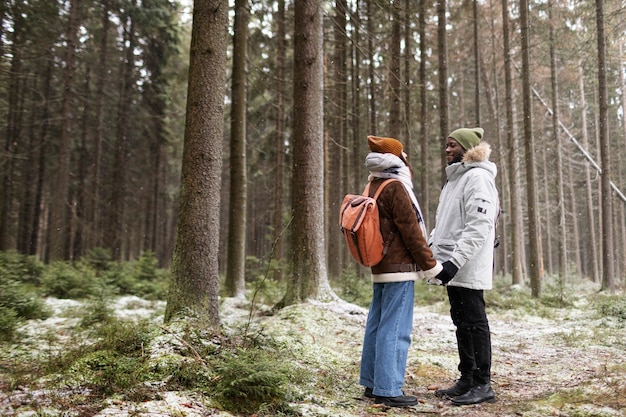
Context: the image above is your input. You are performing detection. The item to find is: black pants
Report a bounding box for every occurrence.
[446,286,492,385]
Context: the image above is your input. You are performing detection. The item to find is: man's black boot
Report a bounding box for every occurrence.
[451,383,496,406]
[434,379,472,399]
[374,394,418,407]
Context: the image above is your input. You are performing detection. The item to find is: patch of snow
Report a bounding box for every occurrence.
[3,289,626,417]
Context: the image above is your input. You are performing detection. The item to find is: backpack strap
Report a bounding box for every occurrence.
[363,178,399,199]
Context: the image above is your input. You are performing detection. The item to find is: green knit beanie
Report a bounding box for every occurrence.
[449,127,484,150]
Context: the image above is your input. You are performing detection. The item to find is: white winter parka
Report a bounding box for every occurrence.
[428,142,499,290]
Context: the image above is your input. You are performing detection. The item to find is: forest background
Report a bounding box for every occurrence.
[1,0,626,308]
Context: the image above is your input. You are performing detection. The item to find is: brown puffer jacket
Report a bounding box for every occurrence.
[367,178,439,275]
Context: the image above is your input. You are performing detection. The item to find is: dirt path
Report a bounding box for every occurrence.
[394,305,626,416]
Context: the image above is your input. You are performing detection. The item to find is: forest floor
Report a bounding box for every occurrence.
[1,279,625,417]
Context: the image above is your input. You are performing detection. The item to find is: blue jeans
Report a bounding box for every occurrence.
[359,280,415,397]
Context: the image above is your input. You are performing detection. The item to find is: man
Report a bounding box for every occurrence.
[359,135,442,407]
[429,127,499,406]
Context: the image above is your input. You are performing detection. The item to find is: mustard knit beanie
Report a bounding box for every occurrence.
[367,135,404,157]
[448,127,484,150]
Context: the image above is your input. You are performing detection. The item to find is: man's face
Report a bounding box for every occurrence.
[445,138,465,165]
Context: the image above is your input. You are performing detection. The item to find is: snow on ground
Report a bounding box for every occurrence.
[2,289,625,416]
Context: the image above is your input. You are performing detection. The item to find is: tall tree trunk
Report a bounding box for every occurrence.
[418,0,430,222]
[143,0,178,267]
[388,0,401,138]
[577,64,599,281]
[540,134,553,275]
[502,0,523,285]
[164,0,228,327]
[106,9,134,261]
[565,152,582,277]
[403,0,411,155]
[366,0,376,134]
[17,76,37,255]
[548,0,567,282]
[351,0,364,190]
[91,1,111,250]
[74,71,91,259]
[48,0,80,261]
[520,0,542,296]
[479,54,505,275]
[327,0,348,280]
[595,0,614,292]
[279,0,335,307]
[619,43,626,282]
[29,54,55,257]
[473,0,481,125]
[226,0,248,298]
[1,8,24,251]
[437,0,449,181]
[272,0,286,281]
[483,0,506,274]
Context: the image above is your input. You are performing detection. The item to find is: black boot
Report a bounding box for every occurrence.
[434,379,472,399]
[451,383,495,406]
[374,393,418,407]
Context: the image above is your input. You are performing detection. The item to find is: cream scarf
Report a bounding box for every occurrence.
[365,153,428,238]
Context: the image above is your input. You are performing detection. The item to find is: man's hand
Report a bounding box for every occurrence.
[434,260,459,284]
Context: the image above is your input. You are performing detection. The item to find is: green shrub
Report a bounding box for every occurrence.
[50,320,159,398]
[597,296,626,322]
[0,258,49,341]
[165,359,215,391]
[0,250,44,285]
[81,247,115,272]
[0,306,19,341]
[135,251,159,281]
[0,278,49,320]
[100,252,170,300]
[79,293,115,327]
[41,261,99,299]
[211,347,295,415]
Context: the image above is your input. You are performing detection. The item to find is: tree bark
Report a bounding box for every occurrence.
[226,0,248,298]
[520,0,543,296]
[388,0,401,139]
[418,0,430,222]
[1,7,24,251]
[502,0,524,285]
[548,0,567,283]
[91,1,111,250]
[272,0,286,282]
[595,0,614,293]
[164,0,228,327]
[577,64,598,281]
[366,0,376,134]
[48,0,80,261]
[327,0,348,280]
[437,0,449,182]
[473,0,481,125]
[105,7,135,261]
[403,0,411,156]
[279,0,335,307]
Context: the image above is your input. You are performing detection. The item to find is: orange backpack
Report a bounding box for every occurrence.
[339,179,398,266]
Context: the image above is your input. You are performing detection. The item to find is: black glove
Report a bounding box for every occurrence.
[435,260,459,284]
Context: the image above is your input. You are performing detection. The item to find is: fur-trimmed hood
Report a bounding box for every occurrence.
[446,141,497,181]
[462,141,491,164]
